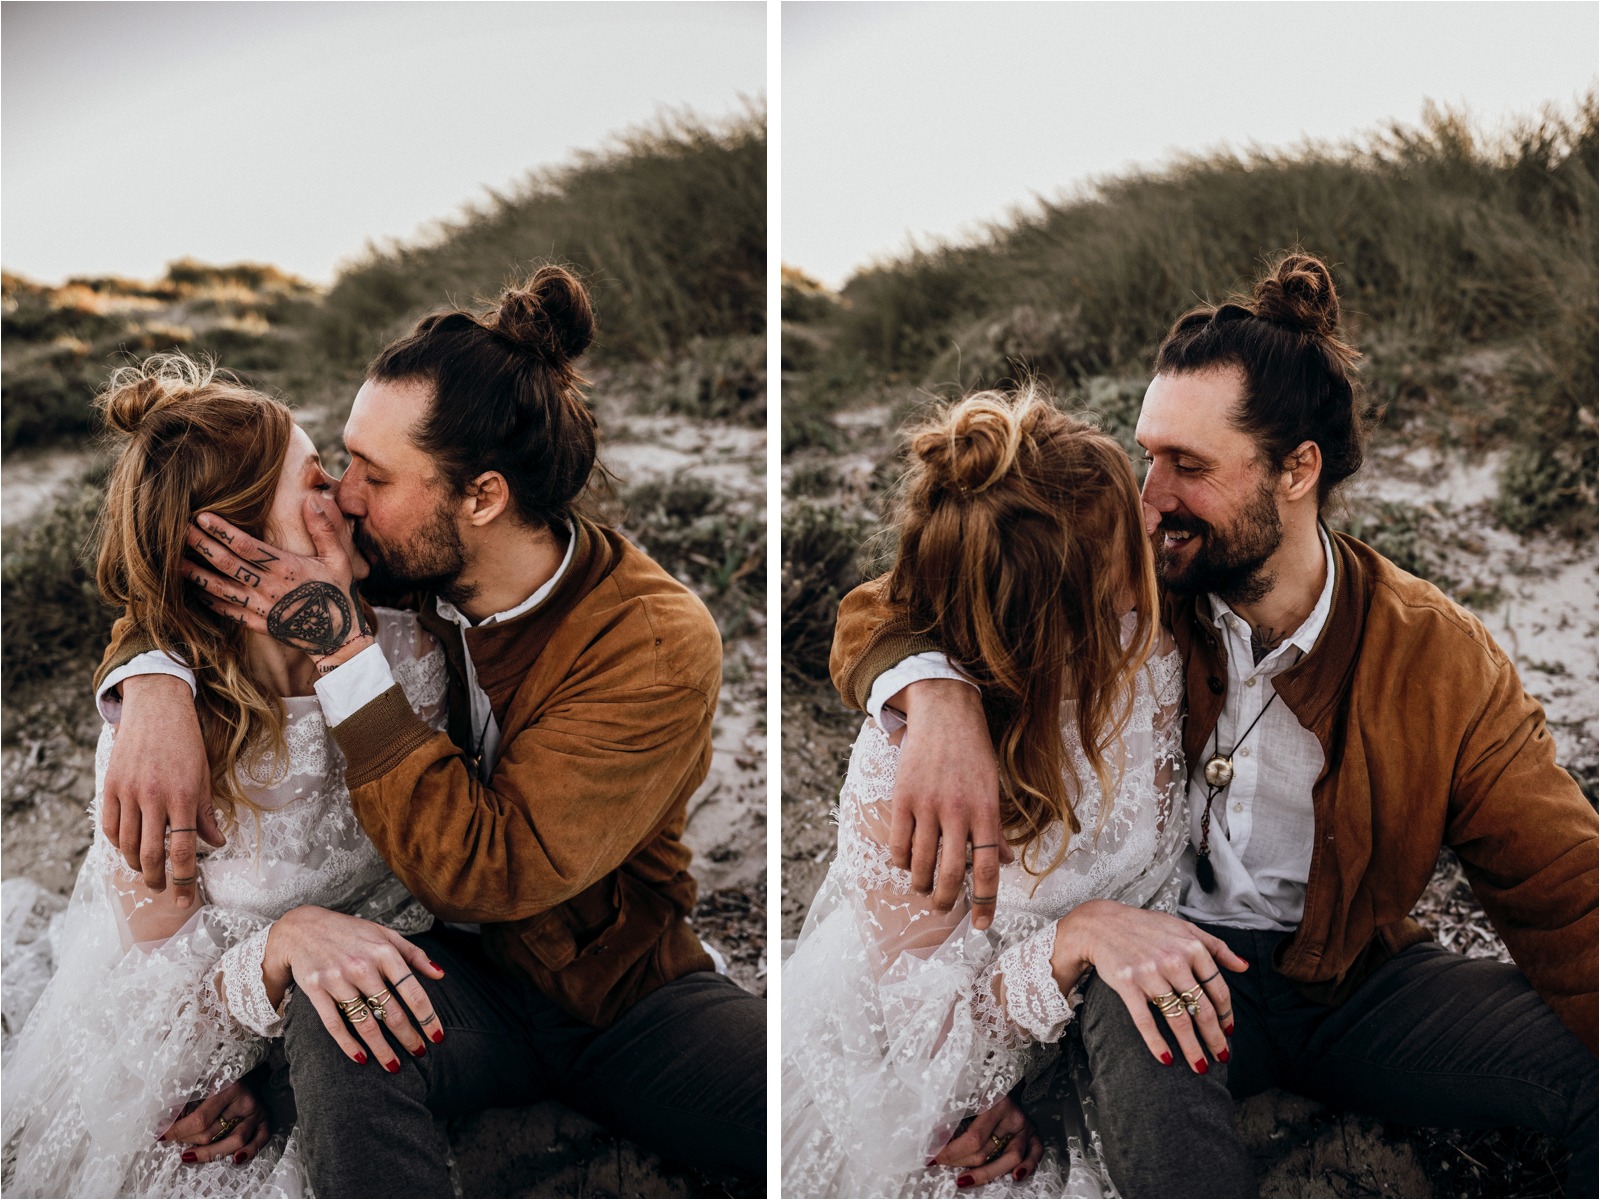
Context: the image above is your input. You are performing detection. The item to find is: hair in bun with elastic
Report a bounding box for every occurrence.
[889,382,1159,876]
[1154,250,1375,507]
[368,264,599,532]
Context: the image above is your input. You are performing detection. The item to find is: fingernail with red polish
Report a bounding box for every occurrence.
[386,1059,401,1073]
[1224,1023,1235,1036]
[429,961,444,973]
[430,1029,444,1043]
[925,1158,938,1168]
[1218,1048,1231,1063]
[1194,1058,1209,1074]
[234,1151,248,1165]
[354,1051,367,1065]
[1014,1167,1030,1182]
[182,1151,198,1163]
[956,1175,975,1188]
[411,1044,426,1057]
[1159,1050,1173,1065]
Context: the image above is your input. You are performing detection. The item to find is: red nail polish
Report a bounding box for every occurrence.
[354,1051,367,1065]
[430,1029,444,1043]
[956,1175,975,1188]
[1218,1048,1231,1063]
[386,1059,401,1073]
[429,961,444,973]
[234,1151,248,1165]
[1159,1050,1173,1065]
[1014,1167,1029,1182]
[411,1044,426,1057]
[1194,1058,1209,1074]
[925,1158,938,1168]
[182,1151,198,1163]
[1224,1022,1235,1036]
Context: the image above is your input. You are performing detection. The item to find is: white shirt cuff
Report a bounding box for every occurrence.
[96,652,197,724]
[866,651,977,734]
[313,643,396,727]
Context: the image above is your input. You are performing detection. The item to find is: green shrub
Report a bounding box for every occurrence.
[781,500,877,682]
[1,467,115,693]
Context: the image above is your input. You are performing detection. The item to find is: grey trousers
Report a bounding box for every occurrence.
[263,927,766,1197]
[1079,924,1597,1198]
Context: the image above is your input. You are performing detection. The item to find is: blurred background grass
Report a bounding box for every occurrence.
[2,107,766,696]
[781,96,1597,682]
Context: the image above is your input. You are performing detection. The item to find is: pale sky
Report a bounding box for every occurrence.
[3,1,765,285]
[785,1,1599,288]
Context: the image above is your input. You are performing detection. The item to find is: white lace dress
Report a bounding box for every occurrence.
[0,608,447,1199]
[782,622,1187,1198]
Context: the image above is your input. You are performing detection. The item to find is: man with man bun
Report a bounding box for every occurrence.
[96,266,764,1195]
[829,254,1596,1196]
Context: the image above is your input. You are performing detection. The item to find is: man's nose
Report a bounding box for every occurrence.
[333,475,363,517]
[1141,463,1179,513]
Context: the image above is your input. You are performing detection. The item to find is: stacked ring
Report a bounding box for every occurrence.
[364,989,392,1022]
[1149,990,1185,1018]
[335,995,371,1024]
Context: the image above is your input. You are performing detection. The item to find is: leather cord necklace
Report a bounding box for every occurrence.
[1195,688,1279,892]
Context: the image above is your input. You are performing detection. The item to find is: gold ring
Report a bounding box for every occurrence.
[1150,991,1186,1018]
[365,989,392,1021]
[985,1131,1012,1163]
[336,995,371,1024]
[211,1114,241,1143]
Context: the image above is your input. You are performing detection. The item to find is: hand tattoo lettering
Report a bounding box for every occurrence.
[233,565,262,587]
[1250,625,1287,665]
[265,582,354,656]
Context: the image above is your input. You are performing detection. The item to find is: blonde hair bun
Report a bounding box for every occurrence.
[99,353,219,435]
[912,387,1050,498]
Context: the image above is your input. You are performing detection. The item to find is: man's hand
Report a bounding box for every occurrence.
[181,494,373,668]
[889,678,1012,930]
[931,1093,1043,1187]
[159,1077,271,1166]
[101,674,222,907]
[263,907,447,1072]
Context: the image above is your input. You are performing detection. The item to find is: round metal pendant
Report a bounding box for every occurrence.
[1203,754,1235,789]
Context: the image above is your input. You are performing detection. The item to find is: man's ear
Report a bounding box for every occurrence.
[1280,441,1322,503]
[461,472,510,526]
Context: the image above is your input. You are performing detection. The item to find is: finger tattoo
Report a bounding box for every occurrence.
[392,972,415,987]
[1197,970,1220,985]
[265,582,353,655]
[245,548,279,568]
[232,565,262,587]
[171,875,198,885]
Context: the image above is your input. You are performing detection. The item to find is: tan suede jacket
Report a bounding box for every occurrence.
[830,530,1598,1052]
[100,516,721,1028]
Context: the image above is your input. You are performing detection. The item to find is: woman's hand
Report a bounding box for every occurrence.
[930,1093,1044,1187]
[1053,899,1248,1073]
[180,497,373,669]
[159,1077,271,1166]
[264,907,446,1071]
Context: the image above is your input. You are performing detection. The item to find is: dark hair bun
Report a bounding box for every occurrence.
[494,265,595,365]
[1252,253,1340,337]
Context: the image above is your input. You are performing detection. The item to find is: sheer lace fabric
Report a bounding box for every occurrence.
[782,621,1187,1197]
[1,609,446,1198]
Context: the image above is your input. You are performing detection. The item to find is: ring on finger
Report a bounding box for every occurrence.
[211,1114,241,1143]
[985,1131,1012,1163]
[335,995,371,1023]
[1149,991,1185,1018]
[1178,986,1204,1016]
[364,989,392,1021]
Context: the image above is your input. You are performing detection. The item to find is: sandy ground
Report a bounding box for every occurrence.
[1,375,767,1197]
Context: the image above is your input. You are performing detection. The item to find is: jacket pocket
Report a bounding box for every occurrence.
[516,875,622,972]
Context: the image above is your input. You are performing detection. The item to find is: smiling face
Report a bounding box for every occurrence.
[265,424,367,580]
[336,377,468,598]
[1135,366,1284,604]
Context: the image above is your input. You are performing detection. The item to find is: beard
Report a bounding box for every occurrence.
[1153,476,1283,605]
[353,495,476,608]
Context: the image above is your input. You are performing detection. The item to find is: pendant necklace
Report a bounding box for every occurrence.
[1195,688,1279,892]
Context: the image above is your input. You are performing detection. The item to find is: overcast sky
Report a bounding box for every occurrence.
[3,1,764,284]
[785,1,1599,288]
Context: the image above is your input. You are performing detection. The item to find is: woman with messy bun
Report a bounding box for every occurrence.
[4,353,451,1197]
[783,382,1192,1196]
[78,261,763,1194]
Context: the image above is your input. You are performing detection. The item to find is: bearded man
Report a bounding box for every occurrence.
[828,254,1596,1196]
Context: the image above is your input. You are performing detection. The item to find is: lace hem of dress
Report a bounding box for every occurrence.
[218,925,288,1038]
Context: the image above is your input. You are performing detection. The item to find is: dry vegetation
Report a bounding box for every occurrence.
[2,108,765,1198]
[781,100,1596,1198]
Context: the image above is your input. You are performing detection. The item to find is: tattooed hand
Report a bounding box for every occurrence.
[180,495,376,668]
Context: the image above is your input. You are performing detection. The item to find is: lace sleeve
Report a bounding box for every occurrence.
[783,722,1064,1179]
